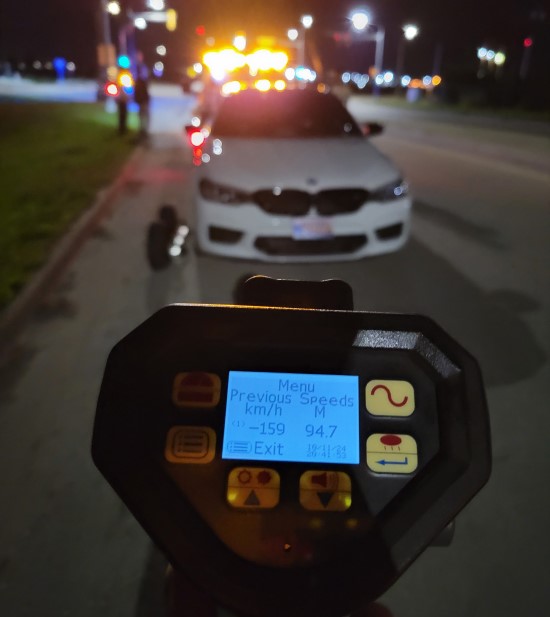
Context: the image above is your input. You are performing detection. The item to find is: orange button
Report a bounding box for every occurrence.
[165,426,216,464]
[227,467,280,509]
[299,471,352,511]
[172,372,221,408]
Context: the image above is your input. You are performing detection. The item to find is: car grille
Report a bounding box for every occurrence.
[251,189,369,216]
[255,235,367,256]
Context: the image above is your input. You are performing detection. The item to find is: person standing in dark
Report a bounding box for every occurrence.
[116,88,129,135]
[134,75,151,138]
[114,65,132,135]
[134,51,151,138]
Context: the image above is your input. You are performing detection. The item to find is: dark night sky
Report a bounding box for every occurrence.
[0,1,547,76]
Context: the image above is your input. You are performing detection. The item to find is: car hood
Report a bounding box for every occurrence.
[201,137,401,190]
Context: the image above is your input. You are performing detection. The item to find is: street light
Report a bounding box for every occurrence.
[301,15,313,29]
[287,28,299,42]
[233,33,247,52]
[350,10,369,32]
[403,24,419,41]
[147,0,165,10]
[297,15,313,69]
[477,47,488,59]
[477,46,506,77]
[349,9,385,90]
[396,24,419,78]
[106,1,121,16]
[494,51,506,66]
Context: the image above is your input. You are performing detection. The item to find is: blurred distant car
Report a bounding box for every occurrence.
[191,88,411,262]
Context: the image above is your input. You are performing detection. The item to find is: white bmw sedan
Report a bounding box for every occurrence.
[192,88,412,262]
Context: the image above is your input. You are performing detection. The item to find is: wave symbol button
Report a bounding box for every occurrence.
[365,380,415,416]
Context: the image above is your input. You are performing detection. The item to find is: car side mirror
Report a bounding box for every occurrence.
[361,122,384,137]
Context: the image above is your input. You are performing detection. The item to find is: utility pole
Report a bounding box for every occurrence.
[519,38,533,80]
[96,1,116,84]
[433,42,443,76]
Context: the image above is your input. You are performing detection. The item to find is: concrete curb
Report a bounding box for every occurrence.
[0,145,145,346]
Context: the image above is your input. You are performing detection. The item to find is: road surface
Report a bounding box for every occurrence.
[0,85,549,617]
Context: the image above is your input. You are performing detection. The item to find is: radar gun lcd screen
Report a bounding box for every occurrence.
[222,371,360,464]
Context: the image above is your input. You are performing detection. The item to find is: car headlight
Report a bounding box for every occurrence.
[371,179,409,202]
[199,179,249,204]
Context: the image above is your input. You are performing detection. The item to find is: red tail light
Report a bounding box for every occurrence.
[184,125,208,165]
[189,130,206,147]
[105,82,119,97]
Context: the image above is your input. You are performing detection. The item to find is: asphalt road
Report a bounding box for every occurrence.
[0,86,549,617]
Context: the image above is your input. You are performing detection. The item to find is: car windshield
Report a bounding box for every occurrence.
[211,89,363,139]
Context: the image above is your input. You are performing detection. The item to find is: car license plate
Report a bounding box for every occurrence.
[292,217,333,240]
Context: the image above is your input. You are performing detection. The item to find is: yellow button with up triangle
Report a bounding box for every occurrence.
[227,467,280,509]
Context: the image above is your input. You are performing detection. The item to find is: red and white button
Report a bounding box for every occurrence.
[366,434,418,474]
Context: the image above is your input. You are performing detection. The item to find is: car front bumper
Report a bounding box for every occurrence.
[195,196,412,263]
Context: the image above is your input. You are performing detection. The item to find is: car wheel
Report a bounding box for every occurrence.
[158,205,178,234]
[147,221,172,270]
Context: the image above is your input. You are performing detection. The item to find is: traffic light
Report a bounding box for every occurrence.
[196,24,206,36]
[117,55,131,69]
[523,37,533,47]
[166,8,177,32]
[105,82,119,97]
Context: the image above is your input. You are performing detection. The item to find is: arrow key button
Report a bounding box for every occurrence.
[299,471,352,511]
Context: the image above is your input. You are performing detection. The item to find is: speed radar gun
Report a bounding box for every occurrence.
[92,277,491,617]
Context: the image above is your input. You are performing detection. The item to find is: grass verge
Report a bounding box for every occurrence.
[0,102,136,310]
